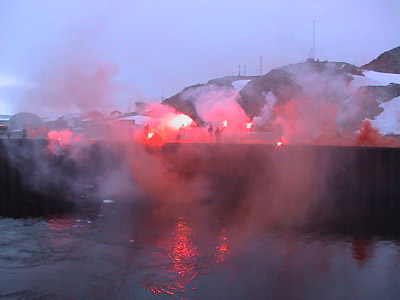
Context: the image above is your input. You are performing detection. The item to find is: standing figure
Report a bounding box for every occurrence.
[207,125,214,141]
[144,124,150,137]
[215,127,222,143]
[22,125,27,139]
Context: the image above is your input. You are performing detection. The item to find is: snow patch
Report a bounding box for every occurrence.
[350,75,382,90]
[351,71,400,91]
[370,96,400,135]
[232,80,250,91]
[363,71,400,85]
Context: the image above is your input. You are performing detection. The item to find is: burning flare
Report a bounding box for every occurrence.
[276,136,288,148]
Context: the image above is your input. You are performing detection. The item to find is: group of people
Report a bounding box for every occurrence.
[207,125,223,143]
[143,123,224,143]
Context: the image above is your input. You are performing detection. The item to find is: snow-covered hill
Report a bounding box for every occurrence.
[163,46,400,137]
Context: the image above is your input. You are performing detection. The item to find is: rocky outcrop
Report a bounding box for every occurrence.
[355,83,400,118]
[239,61,362,118]
[362,46,400,74]
[162,77,252,125]
[162,84,205,126]
[239,69,301,117]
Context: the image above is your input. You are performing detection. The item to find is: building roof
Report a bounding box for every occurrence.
[118,115,155,125]
[0,115,11,121]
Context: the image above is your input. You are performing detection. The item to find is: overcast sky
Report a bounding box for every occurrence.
[0,0,399,114]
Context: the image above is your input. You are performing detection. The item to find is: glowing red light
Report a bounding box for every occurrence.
[223,120,228,127]
[46,130,77,153]
[246,122,253,129]
[169,220,199,288]
[276,136,287,147]
[215,228,229,263]
[147,132,154,139]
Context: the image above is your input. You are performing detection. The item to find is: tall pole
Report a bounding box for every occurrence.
[313,20,316,60]
[244,65,247,76]
[239,64,241,76]
[259,56,263,76]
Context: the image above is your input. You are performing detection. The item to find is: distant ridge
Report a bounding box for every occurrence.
[362,46,400,74]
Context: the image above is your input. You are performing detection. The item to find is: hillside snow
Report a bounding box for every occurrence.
[232,80,251,92]
[351,71,400,90]
[370,96,400,134]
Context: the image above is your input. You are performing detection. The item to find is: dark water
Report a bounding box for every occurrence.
[1,200,400,300]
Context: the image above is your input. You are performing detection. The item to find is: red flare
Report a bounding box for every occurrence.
[276,136,288,148]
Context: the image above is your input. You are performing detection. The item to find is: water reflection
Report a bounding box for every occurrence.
[215,228,229,263]
[170,220,199,287]
[351,237,374,267]
[2,205,400,299]
[143,218,200,297]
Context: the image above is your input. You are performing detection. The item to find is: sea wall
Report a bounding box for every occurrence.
[161,143,400,232]
[1,139,400,233]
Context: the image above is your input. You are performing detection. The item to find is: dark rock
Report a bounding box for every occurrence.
[340,84,400,131]
[163,76,253,126]
[280,60,364,76]
[239,61,360,118]
[356,83,400,118]
[162,84,206,126]
[239,69,301,117]
[362,46,400,74]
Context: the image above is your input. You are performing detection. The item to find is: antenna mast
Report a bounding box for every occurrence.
[312,20,316,60]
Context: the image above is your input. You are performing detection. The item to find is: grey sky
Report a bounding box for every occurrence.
[0,0,399,114]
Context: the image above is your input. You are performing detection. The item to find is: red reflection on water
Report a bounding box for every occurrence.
[215,228,230,263]
[143,219,199,297]
[46,217,79,251]
[169,220,199,287]
[351,238,373,267]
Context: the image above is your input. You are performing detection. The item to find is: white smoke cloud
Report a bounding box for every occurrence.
[253,91,277,127]
[181,84,250,131]
[257,63,364,143]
